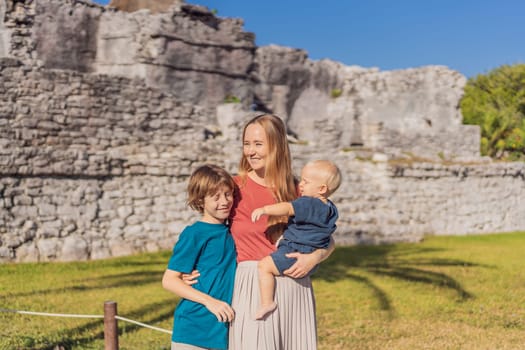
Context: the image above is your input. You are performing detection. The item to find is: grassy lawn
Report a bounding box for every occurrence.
[1,232,524,349]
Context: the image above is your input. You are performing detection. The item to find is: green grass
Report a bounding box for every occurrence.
[1,232,525,349]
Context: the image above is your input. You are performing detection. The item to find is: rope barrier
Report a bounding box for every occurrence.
[0,308,172,334]
[0,308,104,319]
[115,315,172,334]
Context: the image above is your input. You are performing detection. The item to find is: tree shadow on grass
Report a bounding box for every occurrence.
[313,244,491,314]
[4,270,165,298]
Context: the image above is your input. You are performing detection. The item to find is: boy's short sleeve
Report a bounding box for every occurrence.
[167,227,202,273]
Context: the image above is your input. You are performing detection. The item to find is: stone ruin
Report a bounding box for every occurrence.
[0,0,523,262]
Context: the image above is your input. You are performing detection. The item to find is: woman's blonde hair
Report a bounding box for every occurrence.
[187,164,235,213]
[238,114,297,240]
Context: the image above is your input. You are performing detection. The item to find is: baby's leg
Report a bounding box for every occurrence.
[255,255,280,320]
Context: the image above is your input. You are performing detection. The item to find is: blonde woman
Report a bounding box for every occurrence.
[228,114,335,349]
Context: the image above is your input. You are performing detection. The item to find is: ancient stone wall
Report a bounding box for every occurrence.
[0,58,223,262]
[328,157,525,245]
[2,0,255,107]
[2,0,479,159]
[94,1,256,107]
[0,0,523,263]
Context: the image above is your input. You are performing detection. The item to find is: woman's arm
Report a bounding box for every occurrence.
[162,269,234,322]
[282,236,336,278]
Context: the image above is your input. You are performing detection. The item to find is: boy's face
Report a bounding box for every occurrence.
[202,185,234,224]
[298,164,326,198]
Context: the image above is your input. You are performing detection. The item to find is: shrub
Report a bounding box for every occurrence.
[224,94,240,103]
[330,88,342,99]
[460,64,525,160]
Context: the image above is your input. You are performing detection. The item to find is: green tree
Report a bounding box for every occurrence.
[461,64,525,160]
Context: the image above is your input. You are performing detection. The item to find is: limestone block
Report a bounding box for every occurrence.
[11,205,37,217]
[89,240,111,260]
[167,221,185,235]
[138,240,155,252]
[216,103,245,141]
[61,223,77,237]
[108,0,181,14]
[0,1,11,58]
[109,239,135,257]
[117,205,133,219]
[14,195,32,206]
[107,226,123,238]
[15,242,39,262]
[124,224,144,237]
[38,220,62,238]
[36,237,59,261]
[33,0,103,72]
[61,236,88,261]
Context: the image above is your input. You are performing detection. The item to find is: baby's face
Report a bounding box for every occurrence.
[298,164,325,198]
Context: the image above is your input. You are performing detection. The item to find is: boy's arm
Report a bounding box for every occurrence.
[251,202,295,222]
[162,269,234,322]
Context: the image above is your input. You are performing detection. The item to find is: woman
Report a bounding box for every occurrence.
[228,114,335,349]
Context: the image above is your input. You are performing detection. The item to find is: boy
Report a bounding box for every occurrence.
[162,164,237,350]
[251,159,341,320]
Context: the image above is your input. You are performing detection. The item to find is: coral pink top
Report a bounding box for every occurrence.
[230,175,277,262]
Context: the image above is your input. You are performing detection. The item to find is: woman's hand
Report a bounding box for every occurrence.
[283,238,335,278]
[181,270,200,285]
[283,252,319,278]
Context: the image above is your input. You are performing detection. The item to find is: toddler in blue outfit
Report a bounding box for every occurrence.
[251,159,341,320]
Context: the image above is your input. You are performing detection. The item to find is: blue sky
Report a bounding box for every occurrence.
[93,0,525,78]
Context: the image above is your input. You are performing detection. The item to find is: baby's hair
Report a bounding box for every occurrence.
[307,159,342,196]
[187,164,235,213]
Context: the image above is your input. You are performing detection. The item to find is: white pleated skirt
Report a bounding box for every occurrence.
[229,261,317,350]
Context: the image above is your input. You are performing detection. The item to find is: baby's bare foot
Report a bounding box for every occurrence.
[254,302,277,320]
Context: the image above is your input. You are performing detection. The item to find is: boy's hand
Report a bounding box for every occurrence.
[251,208,266,222]
[205,299,235,322]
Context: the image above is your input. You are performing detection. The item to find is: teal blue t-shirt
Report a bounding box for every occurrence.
[167,221,237,350]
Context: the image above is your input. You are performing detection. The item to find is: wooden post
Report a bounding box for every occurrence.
[104,301,119,350]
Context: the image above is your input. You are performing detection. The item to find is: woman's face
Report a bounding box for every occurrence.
[243,123,269,174]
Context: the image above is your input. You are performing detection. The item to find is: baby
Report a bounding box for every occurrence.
[251,159,341,320]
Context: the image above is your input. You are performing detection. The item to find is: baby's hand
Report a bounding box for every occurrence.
[251,208,265,222]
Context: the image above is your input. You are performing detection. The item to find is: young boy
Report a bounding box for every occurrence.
[162,164,237,350]
[251,159,341,320]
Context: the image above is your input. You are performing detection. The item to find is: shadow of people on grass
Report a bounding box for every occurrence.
[313,243,486,314]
